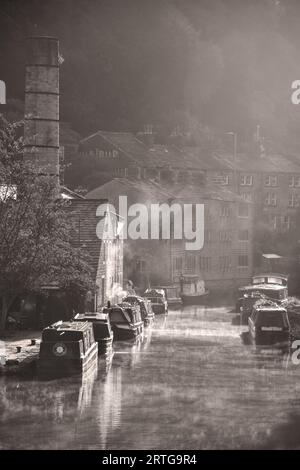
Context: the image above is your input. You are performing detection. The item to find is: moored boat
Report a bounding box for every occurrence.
[73,312,113,357]
[143,289,168,314]
[104,303,144,340]
[180,275,209,305]
[238,283,288,324]
[153,285,182,308]
[38,321,98,378]
[123,295,155,326]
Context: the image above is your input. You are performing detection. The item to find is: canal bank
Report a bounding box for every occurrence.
[0,331,41,375]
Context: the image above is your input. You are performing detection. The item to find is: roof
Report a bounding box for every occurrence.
[86,177,174,208]
[80,131,230,170]
[80,130,300,174]
[241,284,286,291]
[214,152,300,174]
[86,177,247,207]
[74,312,109,322]
[65,199,108,277]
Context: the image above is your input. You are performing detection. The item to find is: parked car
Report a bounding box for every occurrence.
[248,304,290,345]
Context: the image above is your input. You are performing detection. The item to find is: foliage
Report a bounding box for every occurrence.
[0,115,94,330]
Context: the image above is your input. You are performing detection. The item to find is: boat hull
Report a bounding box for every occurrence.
[112,323,144,341]
[181,291,209,305]
[38,342,98,379]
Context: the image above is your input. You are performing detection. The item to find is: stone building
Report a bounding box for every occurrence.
[87,177,253,294]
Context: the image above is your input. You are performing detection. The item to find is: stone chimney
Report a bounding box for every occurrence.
[24,36,60,188]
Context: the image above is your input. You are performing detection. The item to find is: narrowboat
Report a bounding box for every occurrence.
[153,285,182,308]
[248,302,290,345]
[104,303,144,340]
[73,312,113,357]
[123,295,155,327]
[143,288,168,314]
[38,321,98,378]
[179,275,209,305]
[238,283,288,324]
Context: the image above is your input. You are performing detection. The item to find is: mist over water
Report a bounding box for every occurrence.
[1,306,300,450]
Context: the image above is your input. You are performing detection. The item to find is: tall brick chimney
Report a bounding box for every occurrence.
[24,36,60,188]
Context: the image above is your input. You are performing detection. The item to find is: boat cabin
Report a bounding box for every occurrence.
[38,321,98,377]
[252,273,288,287]
[123,296,154,326]
[74,312,113,355]
[104,303,144,340]
[143,289,168,314]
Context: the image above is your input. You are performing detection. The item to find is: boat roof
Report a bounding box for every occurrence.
[144,289,165,296]
[240,284,287,291]
[46,321,92,332]
[253,272,288,280]
[41,321,94,341]
[254,305,287,312]
[74,312,109,322]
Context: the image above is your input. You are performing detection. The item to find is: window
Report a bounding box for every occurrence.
[288,193,299,208]
[240,174,253,186]
[112,150,119,158]
[264,192,277,206]
[281,215,291,231]
[238,255,249,267]
[174,257,183,271]
[238,203,249,217]
[238,230,249,241]
[269,214,277,230]
[219,256,231,271]
[289,175,300,187]
[199,256,211,271]
[264,175,277,187]
[240,193,252,202]
[186,254,196,271]
[212,173,229,185]
[219,230,232,242]
[136,259,146,272]
[220,205,230,217]
[204,230,212,243]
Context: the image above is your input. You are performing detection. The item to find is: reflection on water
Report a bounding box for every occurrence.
[1,306,300,449]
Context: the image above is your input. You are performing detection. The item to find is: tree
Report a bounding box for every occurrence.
[0,115,94,332]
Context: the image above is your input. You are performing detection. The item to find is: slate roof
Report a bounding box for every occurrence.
[86,177,246,207]
[80,130,300,174]
[214,152,300,173]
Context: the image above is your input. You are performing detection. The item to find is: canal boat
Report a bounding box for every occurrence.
[237,283,288,323]
[153,285,182,308]
[122,295,155,327]
[179,275,209,305]
[143,288,168,314]
[104,303,144,340]
[73,312,113,357]
[248,302,290,345]
[236,274,288,313]
[38,321,98,378]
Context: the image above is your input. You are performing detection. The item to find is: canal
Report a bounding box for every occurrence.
[1,305,300,450]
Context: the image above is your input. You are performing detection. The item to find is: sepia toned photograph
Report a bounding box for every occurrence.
[1,0,300,455]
